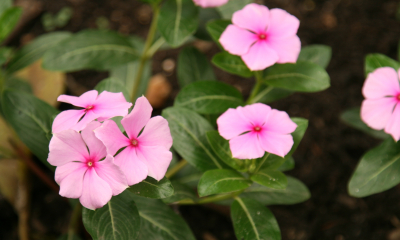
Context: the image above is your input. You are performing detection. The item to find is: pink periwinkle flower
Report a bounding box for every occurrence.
[361,67,400,141]
[193,0,229,8]
[217,103,297,159]
[94,96,173,186]
[52,90,132,133]
[219,3,301,71]
[48,121,128,210]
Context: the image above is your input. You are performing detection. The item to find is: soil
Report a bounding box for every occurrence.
[2,0,400,239]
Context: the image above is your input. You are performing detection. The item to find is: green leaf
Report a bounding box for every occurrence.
[7,32,72,73]
[94,77,130,101]
[206,131,247,171]
[0,7,22,43]
[4,77,32,94]
[140,0,163,4]
[252,85,293,104]
[212,51,253,77]
[162,107,226,171]
[194,8,221,41]
[128,176,174,199]
[277,157,295,172]
[0,0,12,17]
[251,169,288,190]
[1,90,58,169]
[341,107,388,139]
[177,46,216,87]
[82,190,141,240]
[175,81,243,114]
[162,180,197,204]
[298,44,332,69]
[198,169,251,197]
[0,47,12,66]
[158,0,198,47]
[263,61,330,92]
[231,197,281,240]
[42,30,139,71]
[348,138,400,197]
[206,19,230,45]
[133,195,196,240]
[217,0,252,19]
[365,54,400,76]
[173,163,203,188]
[242,176,311,205]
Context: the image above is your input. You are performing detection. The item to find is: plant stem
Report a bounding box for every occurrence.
[248,85,274,104]
[246,71,264,104]
[177,190,244,205]
[253,153,270,174]
[165,159,188,179]
[67,203,82,239]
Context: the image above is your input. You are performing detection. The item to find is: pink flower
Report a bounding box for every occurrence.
[94,96,173,186]
[219,3,301,71]
[361,67,400,141]
[217,103,297,159]
[52,90,132,133]
[48,121,128,210]
[193,0,229,8]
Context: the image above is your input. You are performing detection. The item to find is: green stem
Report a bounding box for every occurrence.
[165,159,188,179]
[67,203,82,239]
[253,153,270,174]
[248,85,274,104]
[146,37,165,58]
[177,190,244,205]
[246,71,264,104]
[248,159,257,174]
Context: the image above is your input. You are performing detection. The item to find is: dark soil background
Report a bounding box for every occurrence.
[2,0,400,239]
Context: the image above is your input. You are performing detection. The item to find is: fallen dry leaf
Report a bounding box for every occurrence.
[145,74,172,108]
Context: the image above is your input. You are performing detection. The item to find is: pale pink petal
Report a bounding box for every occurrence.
[258,131,294,157]
[267,35,301,63]
[48,130,89,166]
[114,147,148,186]
[385,103,400,141]
[193,0,229,8]
[138,116,173,149]
[219,25,258,56]
[95,155,128,195]
[94,91,132,121]
[70,110,99,132]
[81,121,106,161]
[232,3,270,33]
[94,120,130,156]
[52,109,85,133]
[57,90,98,108]
[56,162,87,198]
[217,108,253,140]
[361,98,397,130]
[121,96,152,139]
[362,67,400,99]
[229,132,265,159]
[80,168,112,210]
[263,109,297,134]
[237,103,272,127]
[266,9,300,39]
[137,146,172,181]
[241,40,279,71]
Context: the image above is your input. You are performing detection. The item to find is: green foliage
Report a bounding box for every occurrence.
[194,8,220,41]
[298,44,332,69]
[0,7,22,43]
[162,180,197,204]
[277,157,295,172]
[206,19,230,45]
[0,47,12,66]
[128,177,174,199]
[217,0,252,19]
[212,51,253,77]
[94,77,131,102]
[365,53,400,76]
[0,0,12,17]
[42,7,73,32]
[252,86,293,104]
[251,169,288,190]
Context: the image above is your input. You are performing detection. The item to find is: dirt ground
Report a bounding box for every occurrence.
[2,0,400,239]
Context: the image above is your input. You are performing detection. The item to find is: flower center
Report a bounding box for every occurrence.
[253,126,262,132]
[258,33,267,40]
[131,139,138,146]
[85,105,94,112]
[397,93,400,101]
[87,161,93,167]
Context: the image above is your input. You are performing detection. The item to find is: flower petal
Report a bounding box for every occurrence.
[263,109,297,134]
[385,103,400,141]
[94,120,129,156]
[217,108,253,140]
[114,147,148,186]
[94,91,132,121]
[80,168,112,210]
[361,97,397,130]
[193,0,229,8]
[138,116,173,149]
[219,25,258,56]
[258,131,294,157]
[362,67,400,99]
[137,145,172,181]
[71,110,100,132]
[56,162,87,198]
[266,8,300,39]
[267,35,301,63]
[95,155,128,195]
[229,132,265,159]
[57,90,98,108]
[52,109,85,133]
[121,96,152,139]
[237,103,272,127]
[81,121,106,161]
[241,40,279,71]
[232,3,270,33]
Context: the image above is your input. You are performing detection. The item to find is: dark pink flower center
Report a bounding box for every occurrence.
[85,105,94,112]
[131,139,139,147]
[258,33,267,40]
[87,160,95,168]
[253,126,262,132]
[396,93,400,101]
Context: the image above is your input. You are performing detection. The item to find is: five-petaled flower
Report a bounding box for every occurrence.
[361,67,400,141]
[219,3,301,71]
[95,96,173,186]
[52,90,132,133]
[217,103,297,159]
[193,0,229,8]
[48,121,128,210]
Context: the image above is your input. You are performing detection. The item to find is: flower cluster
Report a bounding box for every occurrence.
[48,91,173,210]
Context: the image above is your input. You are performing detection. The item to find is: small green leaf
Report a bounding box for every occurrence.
[277,157,295,172]
[128,176,174,199]
[231,197,281,240]
[216,0,252,19]
[0,7,22,43]
[298,44,332,69]
[251,169,288,190]
[348,138,400,197]
[175,81,243,114]
[82,190,141,240]
[252,85,293,104]
[365,54,400,76]
[94,77,131,101]
[206,19,230,45]
[212,51,253,77]
[162,180,197,204]
[198,169,251,197]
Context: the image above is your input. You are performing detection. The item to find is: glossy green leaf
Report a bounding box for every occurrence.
[298,44,332,69]
[82,190,141,240]
[206,130,246,171]
[177,46,216,87]
[251,169,288,190]
[217,0,252,19]
[7,32,72,73]
[251,85,293,104]
[175,81,243,114]
[231,197,281,240]
[134,195,196,240]
[194,8,220,41]
[162,180,197,204]
[162,107,226,171]
[206,19,230,44]
[42,30,139,71]
[277,157,295,172]
[212,51,253,77]
[0,7,22,43]
[341,107,388,139]
[158,0,198,47]
[198,169,251,197]
[242,176,311,205]
[365,53,400,76]
[128,176,174,199]
[348,138,400,197]
[94,77,130,101]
